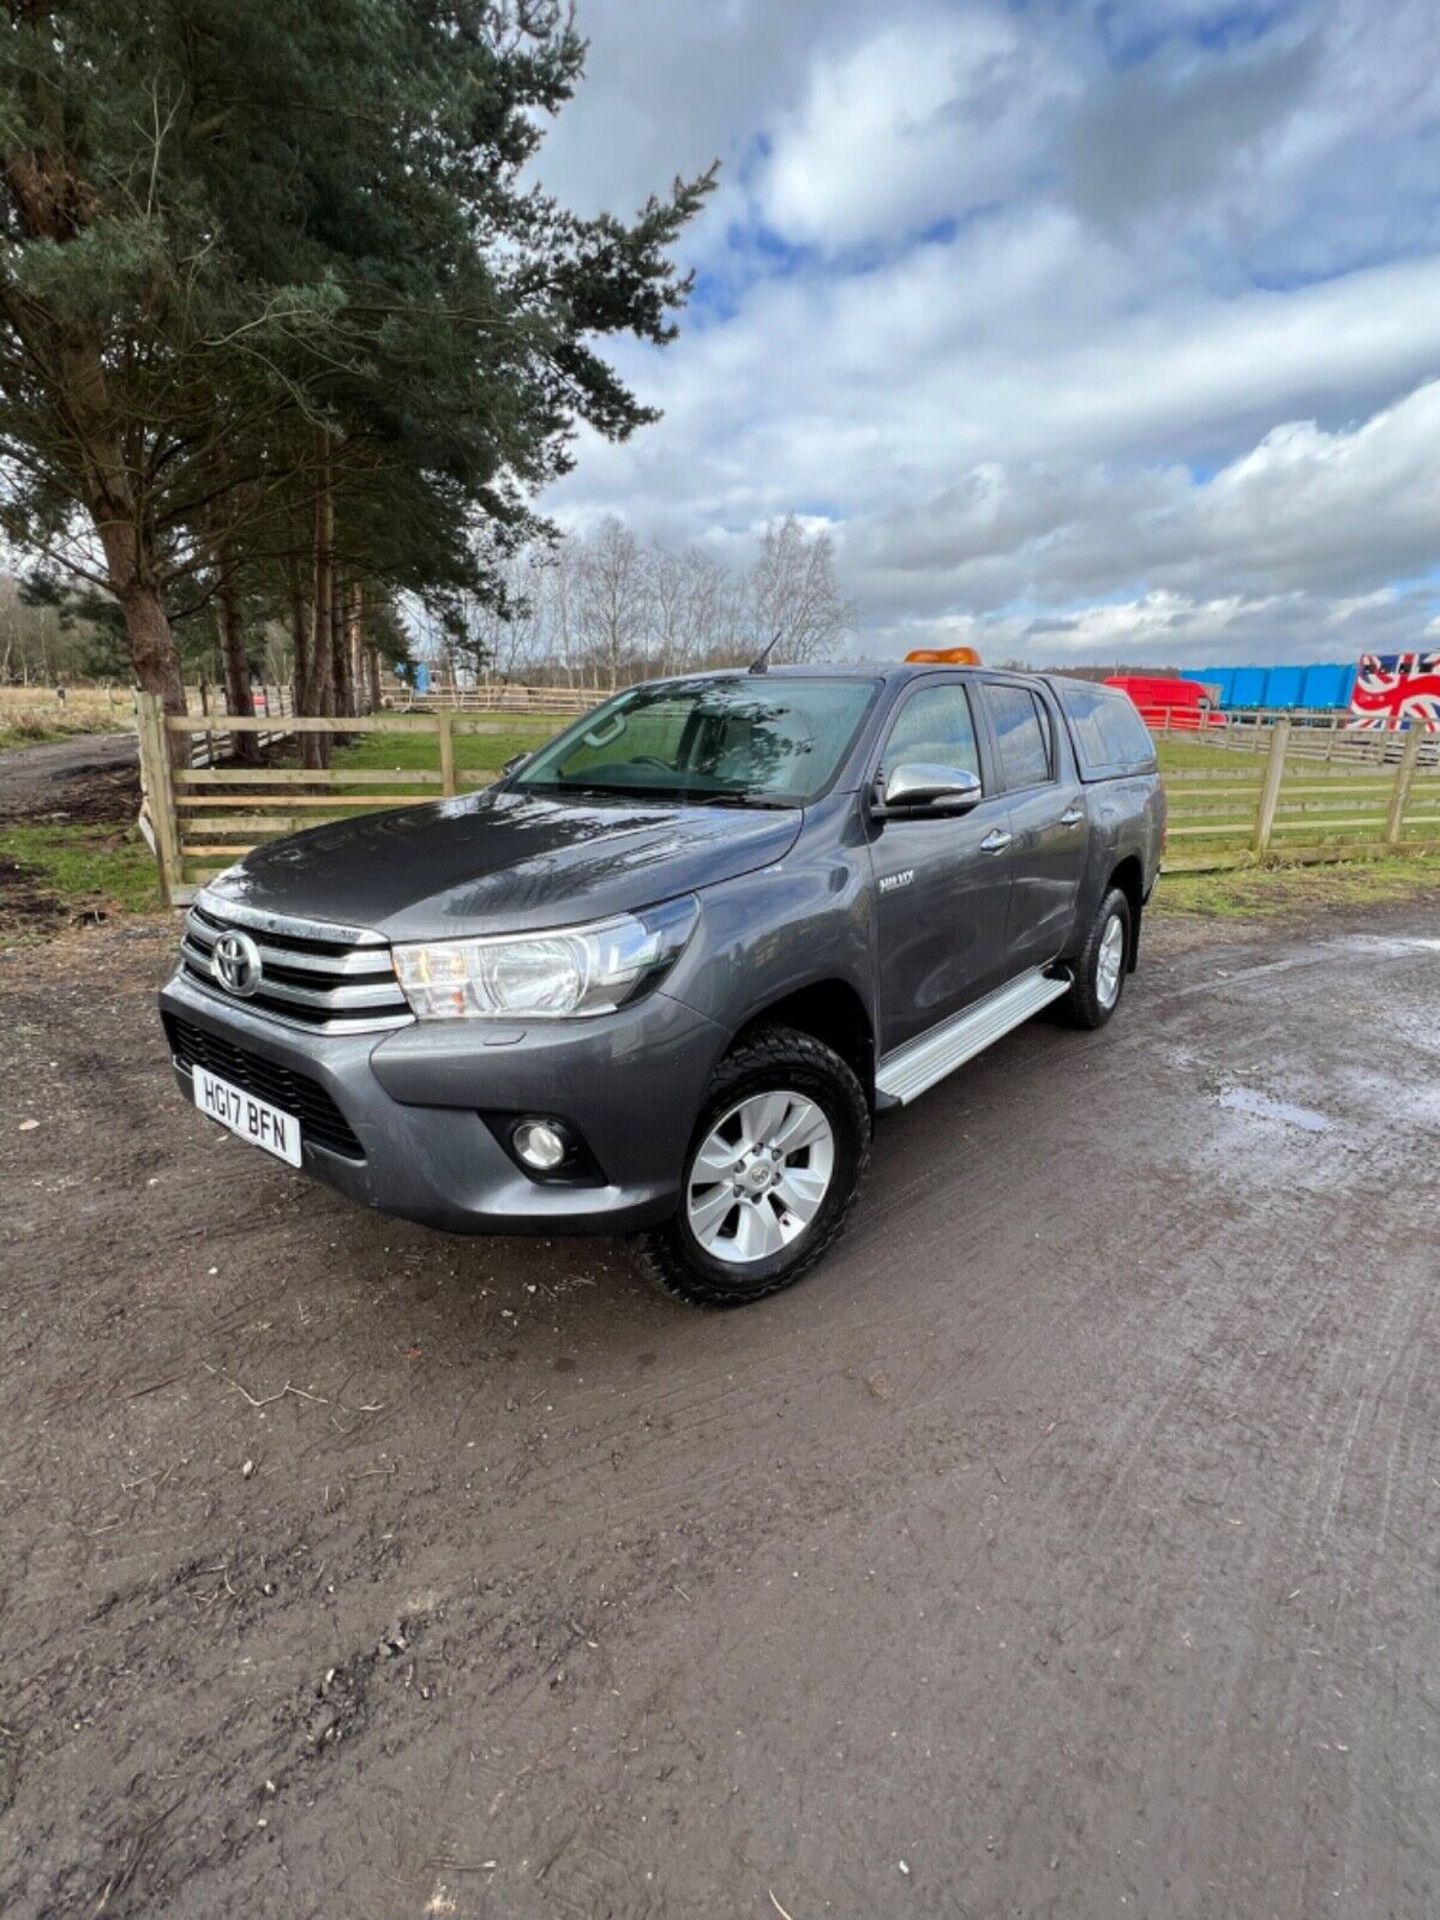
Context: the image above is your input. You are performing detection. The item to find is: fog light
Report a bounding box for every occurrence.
[512,1120,568,1171]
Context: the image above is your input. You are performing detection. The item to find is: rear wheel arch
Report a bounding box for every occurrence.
[1107,854,1145,970]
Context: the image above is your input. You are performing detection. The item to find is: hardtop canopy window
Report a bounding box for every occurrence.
[1054,679,1158,779]
[515,677,880,805]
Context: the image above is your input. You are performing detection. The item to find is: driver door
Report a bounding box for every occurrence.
[870,680,1014,1055]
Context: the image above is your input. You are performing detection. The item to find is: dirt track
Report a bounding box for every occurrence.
[0,731,137,821]
[2,906,1439,1918]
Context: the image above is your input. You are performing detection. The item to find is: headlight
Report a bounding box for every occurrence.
[392,896,699,1021]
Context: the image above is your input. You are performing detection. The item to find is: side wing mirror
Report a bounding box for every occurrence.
[876,762,983,815]
[501,751,530,777]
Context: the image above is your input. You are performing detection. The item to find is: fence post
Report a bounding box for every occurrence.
[1252,717,1291,857]
[1384,725,1424,845]
[136,692,184,907]
[437,709,456,798]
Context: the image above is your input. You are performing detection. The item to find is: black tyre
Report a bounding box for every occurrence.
[637,1025,871,1308]
[1061,886,1132,1029]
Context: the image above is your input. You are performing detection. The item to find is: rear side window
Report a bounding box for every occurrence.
[1054,680,1158,778]
[981,683,1052,790]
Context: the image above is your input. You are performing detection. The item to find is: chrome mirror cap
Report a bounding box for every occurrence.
[880,763,983,813]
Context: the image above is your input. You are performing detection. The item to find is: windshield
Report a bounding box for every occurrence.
[513,676,880,806]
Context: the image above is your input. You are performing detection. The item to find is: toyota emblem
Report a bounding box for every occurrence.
[211,929,263,998]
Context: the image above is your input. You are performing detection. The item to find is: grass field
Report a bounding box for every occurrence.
[327,715,561,793]
[1155,851,1440,921]
[0,822,161,929]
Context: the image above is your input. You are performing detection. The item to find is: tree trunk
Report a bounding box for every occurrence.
[215,563,258,766]
[332,572,353,724]
[303,455,335,770]
[288,558,310,716]
[120,574,188,770]
[90,504,188,767]
[348,584,366,713]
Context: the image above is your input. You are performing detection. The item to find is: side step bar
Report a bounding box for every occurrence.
[875,966,1072,1107]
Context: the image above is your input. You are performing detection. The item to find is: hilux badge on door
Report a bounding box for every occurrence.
[879,869,914,894]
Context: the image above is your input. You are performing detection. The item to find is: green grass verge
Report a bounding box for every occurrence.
[0,724,71,751]
[0,715,128,752]
[327,716,561,794]
[1154,738,1265,774]
[1155,852,1440,921]
[0,822,162,917]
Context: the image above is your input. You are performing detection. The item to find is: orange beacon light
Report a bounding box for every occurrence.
[902,645,982,665]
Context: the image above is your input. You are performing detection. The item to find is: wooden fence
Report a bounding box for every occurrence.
[1163,719,1440,871]
[135,694,524,905]
[134,693,1440,908]
[391,680,608,716]
[1197,709,1439,766]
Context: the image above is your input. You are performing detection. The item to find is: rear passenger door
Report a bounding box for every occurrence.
[869,679,1014,1053]
[977,680,1088,973]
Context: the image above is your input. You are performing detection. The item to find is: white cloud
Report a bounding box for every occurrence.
[538,0,1440,664]
[761,9,1079,252]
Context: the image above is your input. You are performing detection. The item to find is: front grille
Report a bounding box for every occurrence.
[165,1014,366,1161]
[179,893,412,1035]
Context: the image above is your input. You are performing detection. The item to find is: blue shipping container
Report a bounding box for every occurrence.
[1192,662,1357,710]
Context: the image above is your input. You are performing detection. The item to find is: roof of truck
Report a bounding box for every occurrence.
[674,662,1057,688]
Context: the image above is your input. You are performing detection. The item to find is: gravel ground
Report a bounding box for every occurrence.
[2,905,1438,1919]
[0,732,137,821]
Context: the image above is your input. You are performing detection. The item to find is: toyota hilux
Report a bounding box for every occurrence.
[161,661,1164,1306]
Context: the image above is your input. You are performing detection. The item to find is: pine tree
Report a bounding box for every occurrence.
[0,1,714,756]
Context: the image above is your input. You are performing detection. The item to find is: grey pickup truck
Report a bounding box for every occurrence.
[161,662,1164,1306]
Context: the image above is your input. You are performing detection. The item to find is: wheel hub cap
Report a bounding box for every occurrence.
[1097,913,1125,1008]
[686,1090,836,1267]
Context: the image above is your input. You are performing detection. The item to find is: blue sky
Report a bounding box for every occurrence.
[535,0,1440,665]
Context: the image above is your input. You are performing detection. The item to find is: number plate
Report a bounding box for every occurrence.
[193,1065,303,1168]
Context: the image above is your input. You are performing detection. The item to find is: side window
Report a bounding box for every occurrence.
[1053,680,1109,769]
[1096,695,1155,765]
[881,684,981,781]
[1053,679,1157,774]
[982,684,1052,791]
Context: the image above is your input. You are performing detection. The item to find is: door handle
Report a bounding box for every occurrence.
[980,829,1012,854]
[1059,805,1085,828]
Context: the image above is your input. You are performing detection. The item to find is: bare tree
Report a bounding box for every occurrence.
[575,517,647,688]
[746,516,853,664]
[454,517,852,687]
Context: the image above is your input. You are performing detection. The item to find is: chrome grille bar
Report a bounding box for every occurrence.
[191,888,388,947]
[179,895,413,1035]
[183,919,396,979]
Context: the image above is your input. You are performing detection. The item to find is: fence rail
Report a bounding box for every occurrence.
[392,681,608,715]
[1151,705,1439,766]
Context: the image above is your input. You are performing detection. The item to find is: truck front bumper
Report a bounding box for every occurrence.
[158,968,728,1235]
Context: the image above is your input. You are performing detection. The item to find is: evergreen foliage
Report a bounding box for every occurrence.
[0,0,713,738]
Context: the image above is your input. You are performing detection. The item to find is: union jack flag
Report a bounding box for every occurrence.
[1348,651,1440,731]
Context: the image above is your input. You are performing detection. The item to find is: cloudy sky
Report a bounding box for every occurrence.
[536,0,1440,668]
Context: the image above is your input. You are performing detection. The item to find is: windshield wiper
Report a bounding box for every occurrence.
[525,780,673,802]
[686,792,798,811]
